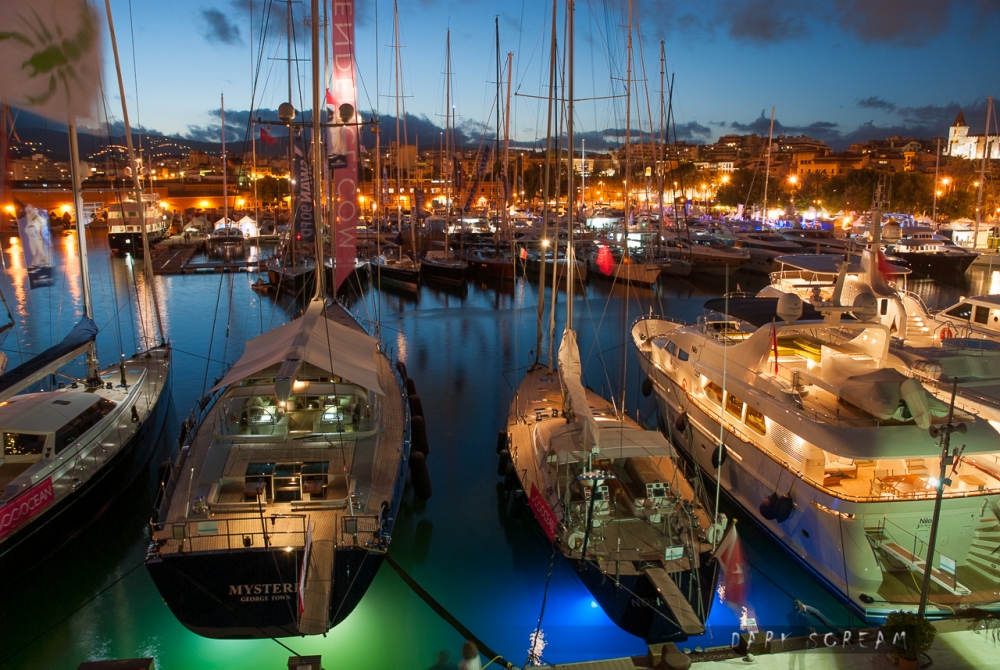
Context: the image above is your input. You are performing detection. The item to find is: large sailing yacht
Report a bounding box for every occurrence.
[146,0,411,639]
[632,295,1000,621]
[502,1,717,644]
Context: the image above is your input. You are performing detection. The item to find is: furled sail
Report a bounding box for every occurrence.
[557,328,601,456]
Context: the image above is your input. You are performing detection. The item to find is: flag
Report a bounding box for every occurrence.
[329,0,359,293]
[325,88,335,106]
[519,247,527,261]
[596,246,614,276]
[260,127,277,145]
[714,524,748,610]
[15,200,54,289]
[0,0,102,122]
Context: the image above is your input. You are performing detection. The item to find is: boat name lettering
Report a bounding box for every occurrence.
[228,582,296,602]
[0,478,54,539]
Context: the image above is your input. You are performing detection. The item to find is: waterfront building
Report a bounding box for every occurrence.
[946,110,1000,160]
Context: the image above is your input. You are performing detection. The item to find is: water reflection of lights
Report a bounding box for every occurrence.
[395,330,408,363]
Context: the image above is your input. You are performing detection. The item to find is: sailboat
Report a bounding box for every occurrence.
[500,1,716,643]
[0,0,172,575]
[146,0,413,638]
[420,29,468,287]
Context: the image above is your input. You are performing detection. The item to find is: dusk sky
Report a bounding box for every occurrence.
[89,0,1000,151]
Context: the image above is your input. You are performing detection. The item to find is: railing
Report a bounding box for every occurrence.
[170,513,307,553]
[338,514,381,547]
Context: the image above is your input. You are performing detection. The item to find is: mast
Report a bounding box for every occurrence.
[104,0,165,346]
[502,51,513,245]
[623,0,633,234]
[288,0,295,267]
[445,29,451,254]
[566,0,575,327]
[311,0,325,297]
[761,105,775,224]
[657,41,666,256]
[393,0,403,238]
[974,96,993,247]
[221,94,228,227]
[495,17,501,225]
[931,137,941,222]
[67,121,101,385]
[536,0,557,369]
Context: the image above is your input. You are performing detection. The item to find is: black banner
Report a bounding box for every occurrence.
[292,145,315,243]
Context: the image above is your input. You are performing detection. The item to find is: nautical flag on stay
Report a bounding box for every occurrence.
[0,0,102,122]
[596,246,614,276]
[292,144,316,243]
[260,127,277,146]
[714,523,749,610]
[329,0,359,292]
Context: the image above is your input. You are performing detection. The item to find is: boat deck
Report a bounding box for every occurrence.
[153,309,404,556]
[507,366,713,571]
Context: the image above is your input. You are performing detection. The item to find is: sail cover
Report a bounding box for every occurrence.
[211,300,383,395]
[557,328,601,455]
[0,316,98,403]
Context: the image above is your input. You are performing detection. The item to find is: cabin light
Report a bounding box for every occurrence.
[811,501,856,519]
[284,546,293,552]
[293,380,307,391]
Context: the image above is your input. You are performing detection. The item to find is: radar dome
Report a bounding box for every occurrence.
[851,291,878,322]
[776,292,803,323]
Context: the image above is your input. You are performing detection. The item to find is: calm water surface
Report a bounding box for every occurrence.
[1,232,996,669]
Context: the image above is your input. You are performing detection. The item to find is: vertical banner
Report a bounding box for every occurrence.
[292,144,316,243]
[15,201,54,288]
[329,0,358,292]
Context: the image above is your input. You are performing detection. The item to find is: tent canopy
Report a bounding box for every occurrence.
[211,300,383,395]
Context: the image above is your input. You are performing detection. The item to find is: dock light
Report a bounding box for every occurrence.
[541,239,550,248]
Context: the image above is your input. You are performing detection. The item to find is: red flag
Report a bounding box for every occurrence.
[519,247,528,260]
[876,249,893,279]
[259,127,277,145]
[596,246,614,276]
[714,524,748,609]
[325,89,336,106]
[771,320,779,375]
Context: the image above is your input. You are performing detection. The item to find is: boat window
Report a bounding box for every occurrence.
[54,398,117,454]
[745,407,767,435]
[726,392,745,420]
[677,348,690,361]
[3,432,46,456]
[880,299,888,316]
[974,305,990,325]
[666,340,677,356]
[705,381,723,405]
[946,303,972,320]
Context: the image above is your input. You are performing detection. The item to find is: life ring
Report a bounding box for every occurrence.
[940,327,954,340]
[681,378,688,393]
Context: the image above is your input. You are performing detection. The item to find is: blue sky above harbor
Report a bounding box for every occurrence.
[68,0,1000,151]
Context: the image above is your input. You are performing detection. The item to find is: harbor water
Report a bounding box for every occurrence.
[1,231,997,669]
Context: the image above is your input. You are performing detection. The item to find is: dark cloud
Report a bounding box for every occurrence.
[857,96,896,111]
[201,9,241,45]
[674,121,712,140]
[895,102,963,127]
[643,0,992,46]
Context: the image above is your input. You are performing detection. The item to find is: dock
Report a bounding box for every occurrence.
[148,235,264,274]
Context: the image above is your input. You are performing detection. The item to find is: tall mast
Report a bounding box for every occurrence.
[221,93,228,226]
[311,0,325,297]
[974,96,993,247]
[495,17,501,223]
[502,51,513,245]
[623,0,633,230]
[67,121,100,384]
[761,105,775,224]
[104,0,165,346]
[536,0,557,369]
[657,41,666,256]
[445,30,452,253]
[932,137,940,222]
[287,0,295,267]
[393,0,402,237]
[565,0,575,327]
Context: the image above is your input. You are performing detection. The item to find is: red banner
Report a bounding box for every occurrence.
[0,477,54,540]
[529,484,559,543]
[329,0,358,292]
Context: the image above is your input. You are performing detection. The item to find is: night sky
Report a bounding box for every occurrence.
[81,1,1000,151]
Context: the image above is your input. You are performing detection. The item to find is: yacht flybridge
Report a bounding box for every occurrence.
[632,295,1000,621]
[147,299,410,638]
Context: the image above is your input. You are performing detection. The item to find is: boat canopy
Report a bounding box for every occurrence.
[557,328,601,456]
[211,300,383,395]
[774,254,909,276]
[703,297,838,327]
[546,421,675,464]
[0,317,98,404]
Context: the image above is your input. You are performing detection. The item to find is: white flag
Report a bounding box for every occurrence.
[0,0,102,122]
